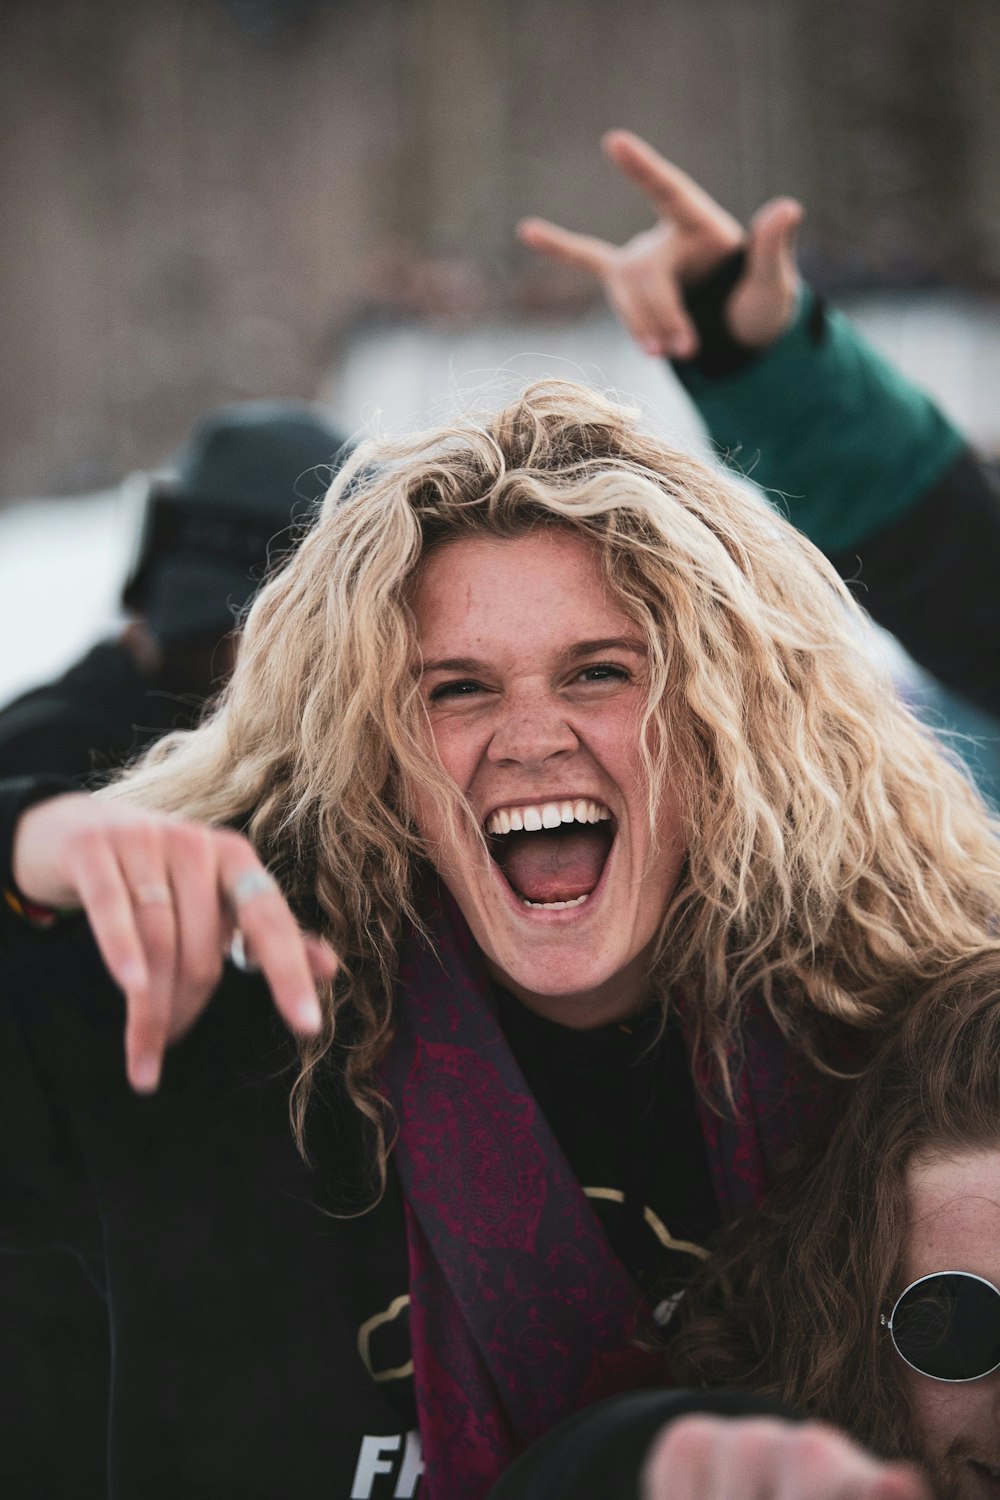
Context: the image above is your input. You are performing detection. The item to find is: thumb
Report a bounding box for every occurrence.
[745,196,803,288]
[728,197,803,347]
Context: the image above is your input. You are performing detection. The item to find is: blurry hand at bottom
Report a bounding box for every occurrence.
[642,1416,932,1500]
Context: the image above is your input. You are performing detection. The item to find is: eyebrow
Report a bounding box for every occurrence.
[566,637,647,661]
[419,638,648,675]
[419,656,491,676]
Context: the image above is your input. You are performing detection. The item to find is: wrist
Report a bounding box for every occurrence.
[677,249,761,379]
[0,777,78,933]
[3,885,62,930]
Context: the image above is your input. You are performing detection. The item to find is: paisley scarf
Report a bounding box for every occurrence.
[385,882,834,1499]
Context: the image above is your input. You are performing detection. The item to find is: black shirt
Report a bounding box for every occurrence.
[496,993,720,1311]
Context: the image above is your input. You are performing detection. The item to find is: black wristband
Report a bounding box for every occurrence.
[674,248,763,379]
[675,250,828,380]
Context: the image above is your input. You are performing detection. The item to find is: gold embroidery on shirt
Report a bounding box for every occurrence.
[583,1187,710,1261]
[357,1294,414,1382]
[583,1187,625,1204]
[641,1205,710,1261]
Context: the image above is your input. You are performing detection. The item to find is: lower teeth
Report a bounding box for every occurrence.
[521,893,590,910]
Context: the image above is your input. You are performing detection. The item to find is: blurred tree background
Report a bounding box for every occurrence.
[1,0,997,499]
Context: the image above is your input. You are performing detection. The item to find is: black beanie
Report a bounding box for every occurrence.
[122,400,349,645]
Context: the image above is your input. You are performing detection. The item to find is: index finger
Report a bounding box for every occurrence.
[602,129,743,234]
[517,216,615,276]
[219,851,327,1035]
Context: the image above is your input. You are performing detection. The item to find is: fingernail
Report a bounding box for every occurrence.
[642,337,663,357]
[296,996,323,1033]
[131,1054,161,1094]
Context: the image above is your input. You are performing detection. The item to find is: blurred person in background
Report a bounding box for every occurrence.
[0,398,347,1500]
[520,131,1000,789]
[0,400,348,782]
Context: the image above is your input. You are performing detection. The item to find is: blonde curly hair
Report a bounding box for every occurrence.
[107,380,1000,1163]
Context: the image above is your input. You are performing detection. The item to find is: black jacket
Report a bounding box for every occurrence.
[0,640,201,784]
[0,921,419,1500]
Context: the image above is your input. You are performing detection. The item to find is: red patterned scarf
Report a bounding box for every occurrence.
[386,882,835,1499]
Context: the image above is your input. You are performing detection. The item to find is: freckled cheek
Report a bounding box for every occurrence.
[405,743,482,865]
[421,715,487,794]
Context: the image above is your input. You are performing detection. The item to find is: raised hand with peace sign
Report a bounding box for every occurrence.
[518,129,803,360]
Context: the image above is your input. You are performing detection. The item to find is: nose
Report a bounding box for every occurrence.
[486,685,579,768]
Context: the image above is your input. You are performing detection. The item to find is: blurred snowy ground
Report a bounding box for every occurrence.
[2,294,999,713]
[0,488,137,705]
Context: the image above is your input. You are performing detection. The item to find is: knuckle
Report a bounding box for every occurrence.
[69,824,109,865]
[120,822,165,868]
[215,827,254,860]
[792,1422,842,1468]
[167,820,206,859]
[658,1413,717,1464]
[732,1428,779,1470]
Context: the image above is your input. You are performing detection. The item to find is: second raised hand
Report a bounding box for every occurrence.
[518,128,802,358]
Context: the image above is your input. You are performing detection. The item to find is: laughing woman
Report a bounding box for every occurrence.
[3,381,999,1500]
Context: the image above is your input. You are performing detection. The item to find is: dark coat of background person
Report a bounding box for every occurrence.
[0,400,347,1500]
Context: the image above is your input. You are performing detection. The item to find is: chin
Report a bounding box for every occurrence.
[448,854,657,1025]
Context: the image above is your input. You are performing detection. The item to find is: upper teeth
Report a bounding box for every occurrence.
[485,800,611,835]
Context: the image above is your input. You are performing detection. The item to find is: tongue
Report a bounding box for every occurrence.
[502,827,609,903]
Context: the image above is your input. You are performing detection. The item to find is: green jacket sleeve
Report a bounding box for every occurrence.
[674,286,967,555]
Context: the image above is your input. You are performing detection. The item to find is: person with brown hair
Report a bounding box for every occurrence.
[665,949,1000,1500]
[3,380,994,1498]
[492,953,1000,1500]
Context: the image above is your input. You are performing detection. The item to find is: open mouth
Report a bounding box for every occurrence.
[484,799,616,910]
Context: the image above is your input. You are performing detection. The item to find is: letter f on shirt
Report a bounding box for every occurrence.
[351,1431,423,1498]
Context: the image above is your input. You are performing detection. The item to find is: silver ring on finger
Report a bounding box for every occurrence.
[227,930,260,974]
[229,868,280,911]
[134,883,173,907]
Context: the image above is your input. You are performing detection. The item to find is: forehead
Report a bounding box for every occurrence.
[904,1147,1000,1280]
[411,530,634,653]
